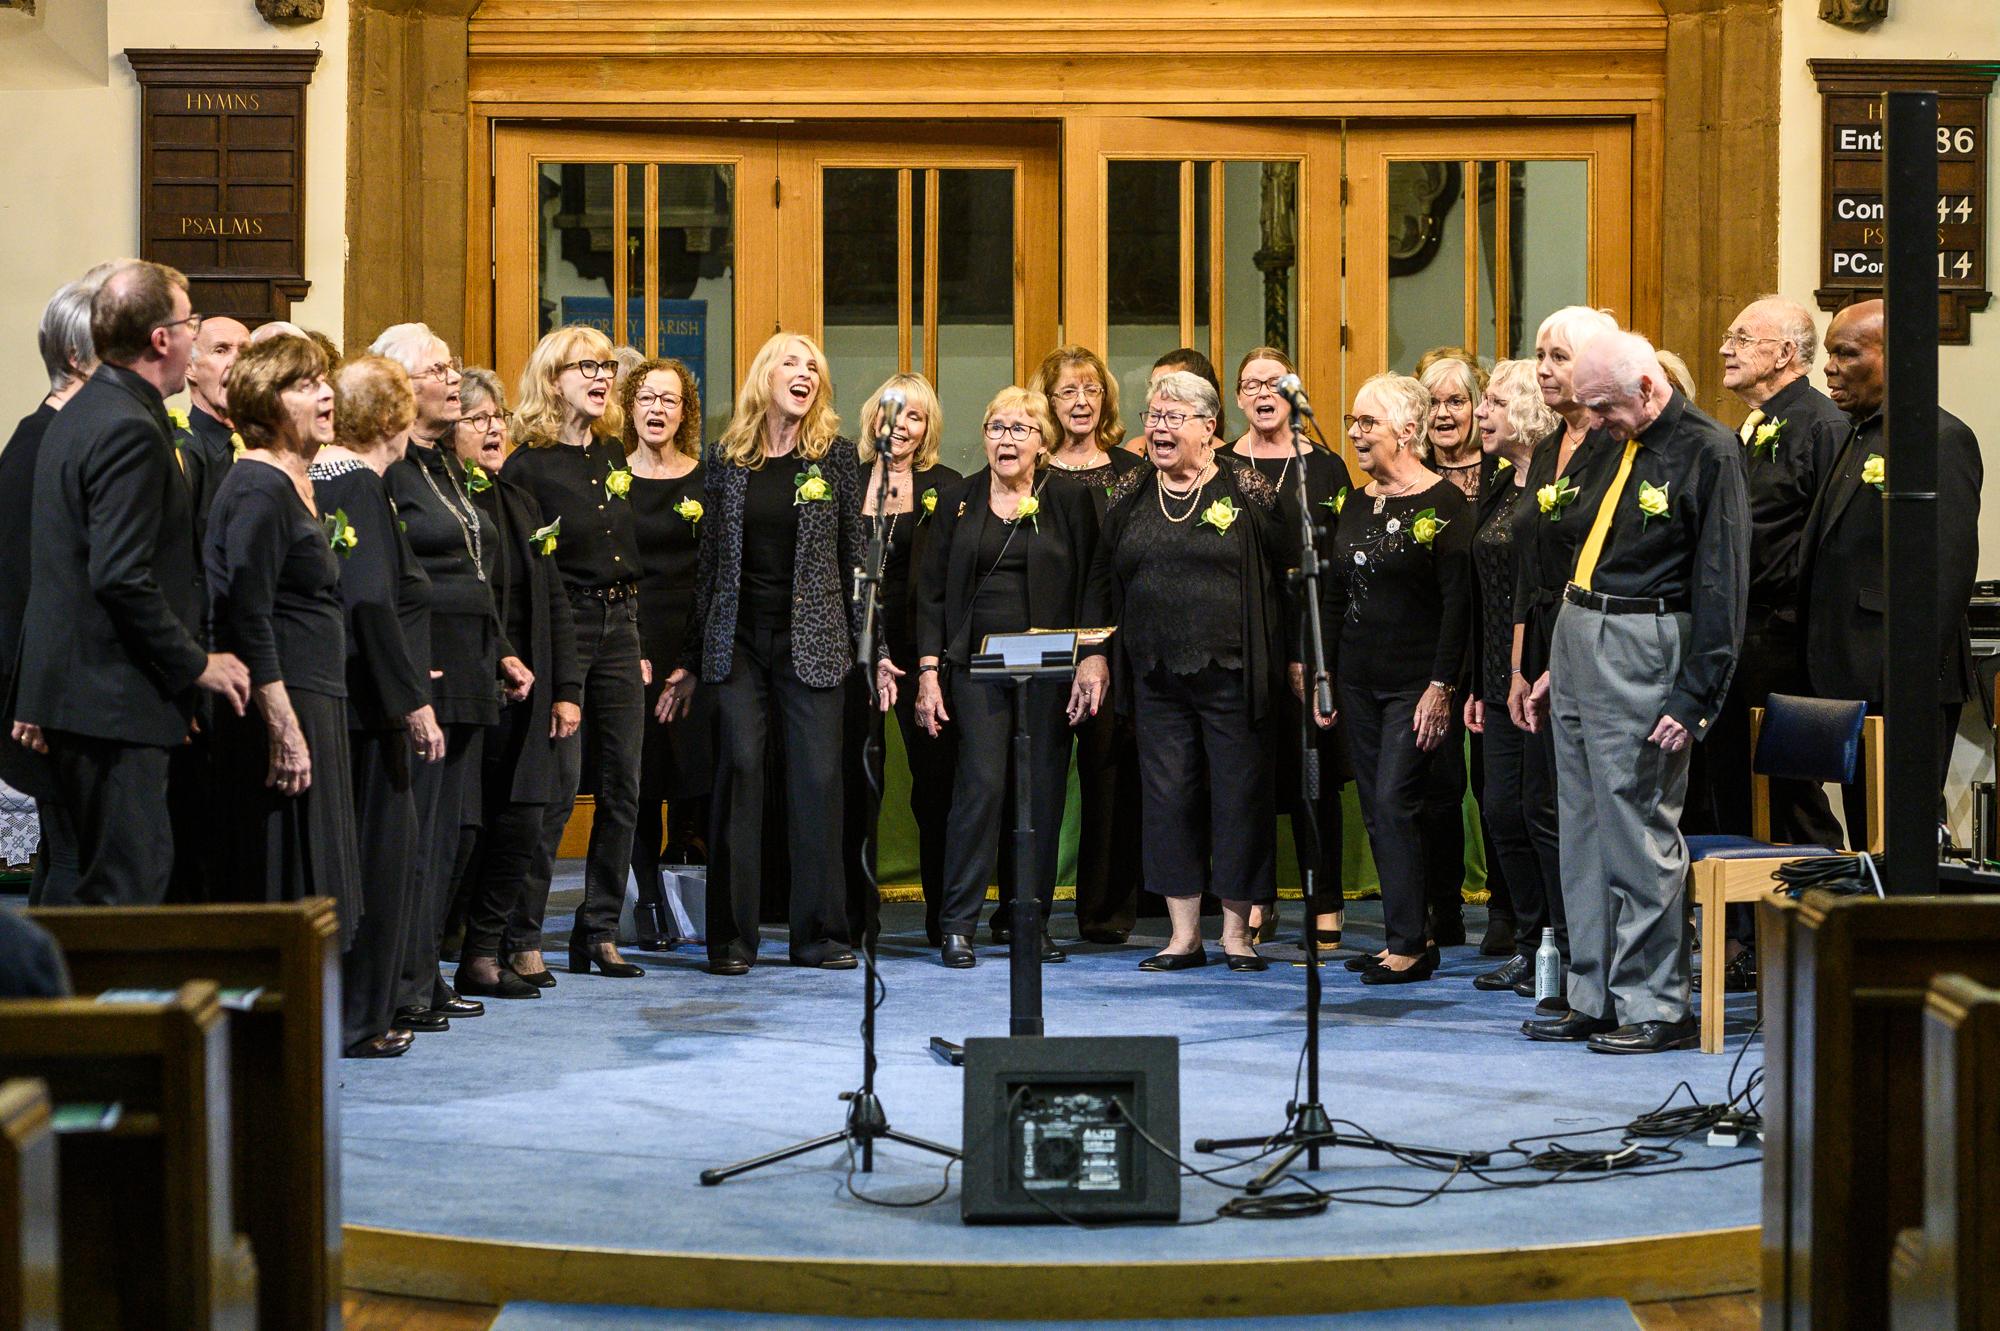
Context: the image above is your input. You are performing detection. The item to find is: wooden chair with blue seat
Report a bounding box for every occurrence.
[1686,693,1882,1053]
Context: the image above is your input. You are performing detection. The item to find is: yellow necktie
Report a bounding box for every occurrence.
[1572,440,1640,591]
[1737,407,1764,446]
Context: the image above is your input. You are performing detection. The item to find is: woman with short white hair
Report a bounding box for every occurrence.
[1328,373,1472,984]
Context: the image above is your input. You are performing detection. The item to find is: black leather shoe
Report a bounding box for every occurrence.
[1039,934,1068,964]
[988,919,1012,945]
[343,1030,413,1058]
[1362,948,1438,985]
[431,993,485,1018]
[1535,994,1571,1016]
[1431,914,1468,948]
[1077,927,1130,945]
[395,1006,449,1033]
[941,935,976,969]
[707,957,751,976]
[789,946,858,969]
[1225,951,1269,973]
[1473,955,1529,991]
[1694,952,1756,993]
[1587,1018,1699,1055]
[1521,1010,1615,1042]
[1478,918,1516,957]
[455,969,540,1000]
[1343,954,1385,973]
[505,956,556,989]
[1138,947,1207,972]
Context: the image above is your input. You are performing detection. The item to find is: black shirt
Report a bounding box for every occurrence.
[1737,375,1846,614]
[173,403,235,549]
[205,459,346,697]
[1113,471,1248,675]
[967,502,1033,647]
[389,442,501,726]
[499,438,642,591]
[630,463,705,665]
[1567,391,1750,733]
[741,457,803,621]
[1326,476,1472,693]
[1511,424,1614,675]
[0,403,56,674]
[1472,474,1529,705]
[310,459,429,730]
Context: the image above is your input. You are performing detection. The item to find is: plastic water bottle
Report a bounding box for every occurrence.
[1534,927,1561,1001]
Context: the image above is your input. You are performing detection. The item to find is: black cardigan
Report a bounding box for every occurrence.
[475,475,583,803]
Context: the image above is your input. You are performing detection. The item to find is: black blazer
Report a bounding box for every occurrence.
[1799,407,1982,705]
[915,468,1110,668]
[0,404,56,797]
[16,365,208,748]
[477,475,582,803]
[687,438,866,690]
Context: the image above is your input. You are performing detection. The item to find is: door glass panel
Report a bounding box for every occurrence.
[657,162,736,443]
[935,168,1015,473]
[1106,159,1182,420]
[538,162,618,340]
[1510,160,1589,358]
[1191,161,1213,393]
[1221,160,1298,404]
[822,166,901,438]
[1385,160,1467,372]
[911,169,927,391]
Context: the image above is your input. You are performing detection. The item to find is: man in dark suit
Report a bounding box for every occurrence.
[1800,298,1983,850]
[10,261,251,906]
[172,313,248,552]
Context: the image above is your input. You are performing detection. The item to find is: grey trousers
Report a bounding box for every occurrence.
[1549,602,1694,1026]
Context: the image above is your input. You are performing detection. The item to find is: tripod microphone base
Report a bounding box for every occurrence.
[699,1089,961,1186]
[1198,1102,1489,1194]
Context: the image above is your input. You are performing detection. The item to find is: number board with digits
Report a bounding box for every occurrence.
[1811,59,1994,344]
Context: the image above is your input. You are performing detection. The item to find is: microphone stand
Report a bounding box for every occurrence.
[1193,400,1486,1189]
[701,405,958,1185]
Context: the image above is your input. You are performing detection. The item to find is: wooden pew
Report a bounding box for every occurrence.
[0,981,254,1329]
[0,1078,58,1331]
[29,899,341,1331]
[1759,891,2000,1331]
[1887,973,2000,1331]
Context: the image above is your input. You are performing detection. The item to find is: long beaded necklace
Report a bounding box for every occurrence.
[413,442,485,582]
[1157,459,1215,523]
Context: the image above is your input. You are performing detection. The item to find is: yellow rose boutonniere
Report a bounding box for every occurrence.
[1538,474,1579,520]
[1322,486,1349,517]
[1862,453,1885,492]
[1750,418,1784,461]
[530,517,561,556]
[1013,494,1041,531]
[167,406,190,431]
[464,462,493,494]
[1410,507,1447,547]
[1636,479,1669,528]
[674,496,703,526]
[1495,456,1512,472]
[323,508,359,556]
[230,431,246,460]
[1200,496,1240,534]
[794,464,831,505]
[605,466,633,500]
[920,487,938,521]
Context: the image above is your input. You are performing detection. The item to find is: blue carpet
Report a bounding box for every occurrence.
[339,870,1761,1263]
[490,1299,1643,1329]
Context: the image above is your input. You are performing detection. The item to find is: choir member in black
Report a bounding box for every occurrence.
[172,314,249,546]
[913,387,1108,967]
[666,331,864,974]
[1100,371,1290,972]
[1327,373,1473,984]
[15,261,251,906]
[375,322,521,1023]
[504,325,647,978]
[621,357,713,945]
[1505,305,1619,1010]
[1224,346,1353,950]
[1031,345,1144,944]
[1120,347,1224,455]
[846,373,962,946]
[310,356,445,1055]
[451,369,581,997]
[1,274,103,903]
[1464,359,1563,996]
[206,335,361,929]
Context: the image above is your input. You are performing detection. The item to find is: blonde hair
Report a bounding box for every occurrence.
[858,372,944,470]
[1029,345,1123,453]
[334,355,416,451]
[1486,359,1559,445]
[1655,349,1697,400]
[1355,372,1431,447]
[717,331,841,468]
[618,357,702,461]
[1534,306,1619,358]
[514,324,621,447]
[983,386,1058,468]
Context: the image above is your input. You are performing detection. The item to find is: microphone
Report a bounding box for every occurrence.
[1275,373,1315,419]
[876,387,907,448]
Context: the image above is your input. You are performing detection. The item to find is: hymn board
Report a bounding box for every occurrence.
[126,49,321,327]
[1812,59,1994,344]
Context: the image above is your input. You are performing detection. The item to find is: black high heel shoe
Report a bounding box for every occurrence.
[1361,946,1440,986]
[569,943,645,978]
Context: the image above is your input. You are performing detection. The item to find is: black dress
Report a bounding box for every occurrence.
[205,459,361,944]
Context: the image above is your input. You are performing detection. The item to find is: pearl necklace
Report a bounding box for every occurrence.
[1157,461,1215,523]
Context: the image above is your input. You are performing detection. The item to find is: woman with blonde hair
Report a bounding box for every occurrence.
[500,324,648,979]
[843,372,964,946]
[664,331,864,973]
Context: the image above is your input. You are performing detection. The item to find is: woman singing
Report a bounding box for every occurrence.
[503,325,646,979]
[846,373,962,947]
[668,332,864,974]
[1099,371,1290,973]
[1329,373,1472,985]
[913,387,1108,968]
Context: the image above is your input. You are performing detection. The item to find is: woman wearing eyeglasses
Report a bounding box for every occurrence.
[662,331,865,974]
[502,325,648,980]
[912,387,1109,969]
[619,357,712,945]
[1030,345,1145,945]
[1226,346,1354,952]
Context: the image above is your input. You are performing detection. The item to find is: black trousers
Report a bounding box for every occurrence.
[400,723,482,1011]
[1135,665,1276,904]
[841,670,959,945]
[465,785,547,961]
[1287,719,1349,917]
[1420,720,1469,929]
[165,735,213,904]
[537,593,645,950]
[707,618,848,964]
[344,729,416,1048]
[1341,682,1434,956]
[632,662,712,929]
[26,802,79,906]
[938,672,1071,937]
[1524,706,1572,958]
[38,731,172,906]
[1481,700,1564,963]
[1073,703,1145,933]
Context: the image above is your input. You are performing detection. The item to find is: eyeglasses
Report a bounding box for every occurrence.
[561,359,617,380]
[1144,409,1208,429]
[633,391,682,410]
[411,357,464,382]
[1433,394,1472,412]
[1343,414,1385,433]
[155,312,202,335]
[1238,377,1287,395]
[458,410,509,432]
[1720,332,1782,350]
[984,420,1040,442]
[1051,384,1103,403]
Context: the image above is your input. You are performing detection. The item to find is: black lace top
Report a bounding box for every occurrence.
[1472,478,1528,705]
[1111,470,1246,675]
[1325,476,1472,693]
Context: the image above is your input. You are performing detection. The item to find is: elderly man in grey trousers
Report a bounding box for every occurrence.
[1522,329,1749,1054]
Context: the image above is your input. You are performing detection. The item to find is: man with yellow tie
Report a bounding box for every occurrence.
[1523,330,1749,1054]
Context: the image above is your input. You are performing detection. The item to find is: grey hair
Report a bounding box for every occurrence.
[1356,371,1432,442]
[1534,305,1619,357]
[38,278,100,395]
[1574,330,1662,399]
[1753,293,1819,366]
[458,366,506,414]
[1149,369,1220,421]
[251,319,308,345]
[1488,359,1559,444]
[368,321,444,371]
